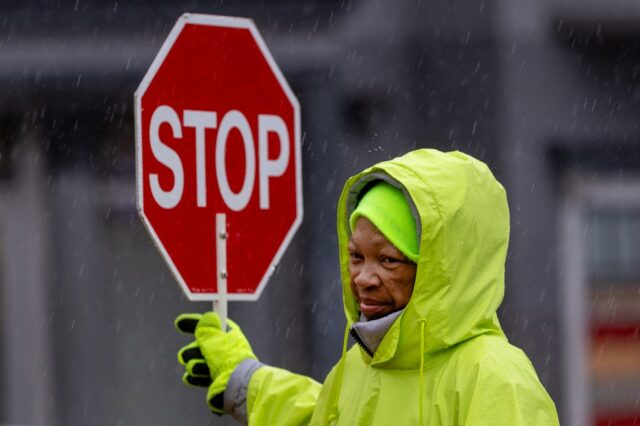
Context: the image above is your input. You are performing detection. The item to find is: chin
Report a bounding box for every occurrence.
[363,311,390,321]
[363,306,403,321]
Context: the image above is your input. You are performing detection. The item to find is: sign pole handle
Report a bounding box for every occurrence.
[214,213,228,331]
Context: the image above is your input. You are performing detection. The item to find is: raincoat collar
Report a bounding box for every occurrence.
[350,310,403,357]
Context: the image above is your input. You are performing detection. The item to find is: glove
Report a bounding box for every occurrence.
[175,313,212,388]
[176,312,257,414]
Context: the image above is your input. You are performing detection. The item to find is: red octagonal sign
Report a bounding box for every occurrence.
[135,14,302,301]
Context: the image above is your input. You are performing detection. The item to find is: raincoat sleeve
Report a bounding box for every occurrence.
[461,354,560,426]
[245,364,322,426]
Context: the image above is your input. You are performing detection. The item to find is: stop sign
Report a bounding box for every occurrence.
[135,14,302,301]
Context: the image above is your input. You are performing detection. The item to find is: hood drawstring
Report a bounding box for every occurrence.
[419,320,426,425]
[326,322,351,424]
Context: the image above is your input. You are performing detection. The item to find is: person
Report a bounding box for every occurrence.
[175,149,560,425]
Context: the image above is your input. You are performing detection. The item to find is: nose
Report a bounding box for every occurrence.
[353,261,381,289]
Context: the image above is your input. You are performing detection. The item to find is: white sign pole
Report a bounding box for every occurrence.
[215,213,228,331]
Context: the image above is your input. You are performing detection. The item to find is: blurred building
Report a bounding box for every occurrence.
[0,0,639,425]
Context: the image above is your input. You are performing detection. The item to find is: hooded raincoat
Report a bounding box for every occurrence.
[233,149,559,425]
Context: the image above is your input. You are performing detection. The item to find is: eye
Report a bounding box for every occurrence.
[349,252,363,261]
[381,256,401,265]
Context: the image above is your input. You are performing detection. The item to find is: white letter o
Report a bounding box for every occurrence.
[215,110,255,211]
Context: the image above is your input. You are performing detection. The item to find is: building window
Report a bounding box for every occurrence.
[561,174,640,426]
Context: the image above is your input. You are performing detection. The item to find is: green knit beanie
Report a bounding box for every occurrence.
[349,181,419,262]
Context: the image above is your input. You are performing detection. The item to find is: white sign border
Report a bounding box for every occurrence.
[134,13,303,302]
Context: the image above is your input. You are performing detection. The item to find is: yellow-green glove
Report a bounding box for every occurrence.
[175,313,212,387]
[176,312,257,414]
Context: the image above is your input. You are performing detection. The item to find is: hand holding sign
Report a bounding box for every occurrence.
[175,311,257,414]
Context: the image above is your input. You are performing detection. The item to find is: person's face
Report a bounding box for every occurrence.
[348,217,417,320]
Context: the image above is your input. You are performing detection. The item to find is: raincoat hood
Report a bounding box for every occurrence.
[337,149,509,367]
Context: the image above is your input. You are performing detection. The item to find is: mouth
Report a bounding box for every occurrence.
[358,298,391,319]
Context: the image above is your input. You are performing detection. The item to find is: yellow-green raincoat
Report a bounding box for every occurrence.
[242,149,559,425]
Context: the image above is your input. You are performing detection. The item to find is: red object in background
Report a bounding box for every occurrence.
[596,414,640,426]
[591,321,640,426]
[592,324,640,341]
[135,14,302,301]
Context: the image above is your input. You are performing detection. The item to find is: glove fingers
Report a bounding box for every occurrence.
[182,371,212,388]
[186,359,211,377]
[195,313,242,344]
[194,312,226,343]
[178,341,204,365]
[175,313,202,334]
[197,312,223,330]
